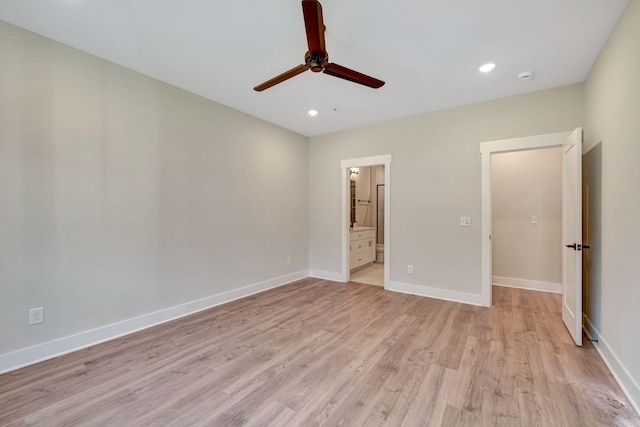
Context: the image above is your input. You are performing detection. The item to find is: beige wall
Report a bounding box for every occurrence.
[0,21,308,357]
[492,148,562,286]
[309,84,584,295]
[583,0,640,408]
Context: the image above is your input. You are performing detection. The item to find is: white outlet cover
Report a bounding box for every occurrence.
[29,307,44,325]
[531,215,538,224]
[407,265,414,274]
[460,216,471,227]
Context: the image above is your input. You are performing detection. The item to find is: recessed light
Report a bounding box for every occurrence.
[308,109,318,117]
[479,62,496,73]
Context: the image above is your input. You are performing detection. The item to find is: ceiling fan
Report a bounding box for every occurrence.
[253,0,385,92]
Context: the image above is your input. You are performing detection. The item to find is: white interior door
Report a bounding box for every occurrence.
[562,128,583,346]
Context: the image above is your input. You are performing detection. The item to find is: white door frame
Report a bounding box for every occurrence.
[480,132,572,307]
[341,155,392,287]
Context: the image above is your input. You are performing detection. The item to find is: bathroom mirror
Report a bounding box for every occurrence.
[350,180,356,225]
[377,184,385,243]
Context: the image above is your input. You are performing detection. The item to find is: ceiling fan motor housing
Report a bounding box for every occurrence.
[306,52,328,72]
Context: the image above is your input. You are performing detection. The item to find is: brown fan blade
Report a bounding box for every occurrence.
[254,64,309,91]
[302,0,326,54]
[323,63,385,89]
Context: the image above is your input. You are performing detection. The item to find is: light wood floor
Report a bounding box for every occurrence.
[1,280,637,426]
[350,262,384,287]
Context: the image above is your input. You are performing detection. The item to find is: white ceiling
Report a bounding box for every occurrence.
[0,0,628,137]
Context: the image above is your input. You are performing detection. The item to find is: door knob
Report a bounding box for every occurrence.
[565,243,577,250]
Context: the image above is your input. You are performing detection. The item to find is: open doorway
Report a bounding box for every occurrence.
[491,148,562,294]
[341,155,391,288]
[480,129,584,346]
[348,166,385,286]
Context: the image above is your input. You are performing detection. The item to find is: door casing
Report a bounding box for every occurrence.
[341,155,392,287]
[480,131,576,307]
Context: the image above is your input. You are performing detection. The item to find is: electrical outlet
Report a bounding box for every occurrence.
[531,215,538,224]
[29,307,44,325]
[407,265,414,274]
[286,257,292,266]
[460,216,471,227]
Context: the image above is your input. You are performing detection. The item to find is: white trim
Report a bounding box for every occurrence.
[340,155,392,169]
[480,130,573,307]
[341,167,350,284]
[480,131,571,154]
[583,316,640,416]
[0,270,308,375]
[308,269,345,282]
[387,281,484,307]
[493,276,561,294]
[481,149,492,307]
[341,155,392,288]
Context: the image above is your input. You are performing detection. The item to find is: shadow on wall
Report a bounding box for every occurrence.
[583,142,602,329]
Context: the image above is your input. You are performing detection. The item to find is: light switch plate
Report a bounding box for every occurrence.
[460,216,471,227]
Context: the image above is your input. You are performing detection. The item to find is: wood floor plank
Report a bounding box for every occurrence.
[482,339,520,422]
[1,280,638,426]
[446,335,490,415]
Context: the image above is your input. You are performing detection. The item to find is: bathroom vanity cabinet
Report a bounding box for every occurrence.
[349,228,376,271]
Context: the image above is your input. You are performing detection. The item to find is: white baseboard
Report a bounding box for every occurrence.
[308,269,346,283]
[386,281,484,306]
[0,270,308,375]
[493,276,561,294]
[583,315,640,416]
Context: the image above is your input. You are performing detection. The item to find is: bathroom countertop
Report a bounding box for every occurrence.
[350,226,376,232]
